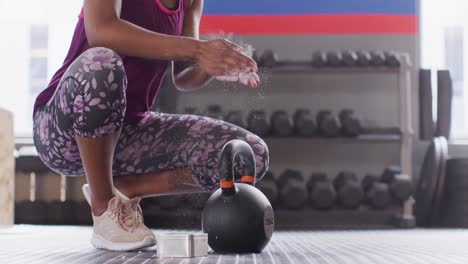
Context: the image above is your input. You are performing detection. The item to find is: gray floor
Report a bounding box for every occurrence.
[2,225,468,264]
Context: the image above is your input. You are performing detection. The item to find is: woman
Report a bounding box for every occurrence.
[33,0,269,252]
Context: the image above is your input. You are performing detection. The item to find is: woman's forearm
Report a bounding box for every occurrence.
[83,0,256,77]
[172,62,213,92]
[86,18,201,61]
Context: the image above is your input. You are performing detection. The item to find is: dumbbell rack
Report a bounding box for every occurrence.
[155,55,415,228]
[270,57,414,211]
[397,55,415,226]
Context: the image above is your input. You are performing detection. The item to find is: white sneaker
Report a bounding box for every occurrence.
[82,184,129,205]
[91,196,156,251]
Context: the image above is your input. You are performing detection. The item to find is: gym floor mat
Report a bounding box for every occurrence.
[1,225,468,264]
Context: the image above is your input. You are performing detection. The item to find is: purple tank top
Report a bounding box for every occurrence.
[34,0,185,123]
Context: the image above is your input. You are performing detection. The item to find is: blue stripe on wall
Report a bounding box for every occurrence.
[203,0,417,15]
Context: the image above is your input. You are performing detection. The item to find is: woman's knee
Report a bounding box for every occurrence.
[77,47,125,73]
[71,47,127,94]
[71,47,128,138]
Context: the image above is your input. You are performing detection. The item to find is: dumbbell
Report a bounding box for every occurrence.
[278,169,307,210]
[256,171,279,205]
[333,171,364,209]
[342,50,358,67]
[370,51,386,66]
[184,107,198,115]
[225,111,245,128]
[384,51,401,68]
[356,51,372,67]
[381,165,413,202]
[247,110,270,137]
[362,174,392,209]
[293,109,316,137]
[326,51,343,67]
[270,110,293,137]
[339,109,362,137]
[258,49,279,68]
[206,105,224,120]
[307,173,336,210]
[312,51,327,67]
[316,110,341,137]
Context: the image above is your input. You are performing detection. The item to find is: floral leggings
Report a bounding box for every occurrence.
[33,47,269,192]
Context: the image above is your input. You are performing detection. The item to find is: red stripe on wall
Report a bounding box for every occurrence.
[200,14,418,35]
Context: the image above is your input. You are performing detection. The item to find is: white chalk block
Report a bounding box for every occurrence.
[156,232,208,258]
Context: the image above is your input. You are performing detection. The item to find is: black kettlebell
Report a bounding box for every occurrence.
[202,140,274,253]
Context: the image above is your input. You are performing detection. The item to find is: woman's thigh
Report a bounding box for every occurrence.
[113,113,269,191]
[33,47,127,176]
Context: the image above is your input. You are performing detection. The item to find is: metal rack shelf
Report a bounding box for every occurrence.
[262,127,402,143]
[170,54,415,227]
[259,62,400,75]
[264,134,401,143]
[262,55,414,226]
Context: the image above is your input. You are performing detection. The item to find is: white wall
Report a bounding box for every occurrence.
[0,24,30,134]
[0,0,82,135]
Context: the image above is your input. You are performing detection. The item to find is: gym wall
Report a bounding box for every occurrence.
[156,0,422,180]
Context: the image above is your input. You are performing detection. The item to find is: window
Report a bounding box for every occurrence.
[0,0,82,136]
[420,1,468,139]
[30,25,49,98]
[30,24,49,50]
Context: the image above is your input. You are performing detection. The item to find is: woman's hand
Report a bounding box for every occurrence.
[216,71,260,89]
[196,39,258,76]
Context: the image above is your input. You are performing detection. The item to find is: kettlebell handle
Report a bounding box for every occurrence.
[219,140,256,194]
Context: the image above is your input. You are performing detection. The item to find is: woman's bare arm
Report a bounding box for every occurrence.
[172,0,259,91]
[84,0,198,61]
[83,0,256,76]
[172,0,212,91]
